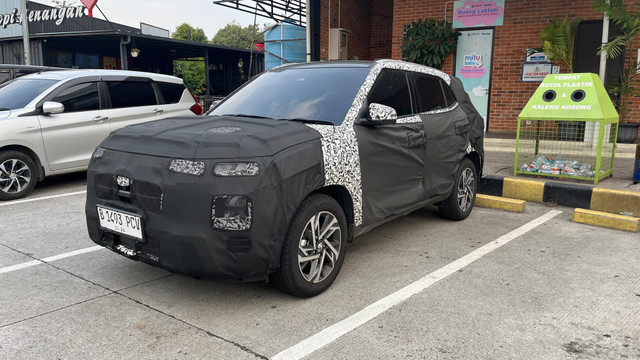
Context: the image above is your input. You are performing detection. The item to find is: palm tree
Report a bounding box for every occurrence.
[539,17,580,72]
[592,0,640,122]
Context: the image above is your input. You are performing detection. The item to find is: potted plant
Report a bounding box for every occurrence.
[592,0,640,143]
[401,18,459,70]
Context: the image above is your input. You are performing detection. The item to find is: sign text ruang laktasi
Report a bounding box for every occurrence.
[0,5,86,29]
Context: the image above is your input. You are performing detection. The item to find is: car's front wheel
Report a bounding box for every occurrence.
[438,158,477,221]
[0,151,37,201]
[270,194,348,298]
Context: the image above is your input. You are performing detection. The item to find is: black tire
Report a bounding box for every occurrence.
[0,151,38,201]
[270,194,348,298]
[438,158,477,221]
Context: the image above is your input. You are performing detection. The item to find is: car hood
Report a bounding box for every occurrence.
[102,116,323,159]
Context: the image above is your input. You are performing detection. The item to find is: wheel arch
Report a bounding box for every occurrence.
[0,145,44,181]
[313,185,355,241]
[465,151,482,178]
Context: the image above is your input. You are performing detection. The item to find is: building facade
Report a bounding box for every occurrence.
[0,1,263,96]
[318,0,640,134]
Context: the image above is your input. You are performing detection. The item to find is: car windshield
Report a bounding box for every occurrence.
[0,78,58,110]
[210,66,370,125]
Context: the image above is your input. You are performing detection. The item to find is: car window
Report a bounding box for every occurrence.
[440,80,456,108]
[210,67,369,125]
[52,82,100,113]
[156,82,185,104]
[411,72,449,113]
[367,69,413,116]
[0,71,11,85]
[107,81,157,108]
[0,78,58,110]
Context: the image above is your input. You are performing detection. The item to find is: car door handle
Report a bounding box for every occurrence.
[93,116,109,123]
[152,109,164,115]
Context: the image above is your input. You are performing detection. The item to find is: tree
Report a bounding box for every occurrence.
[401,19,460,70]
[592,0,640,122]
[212,21,264,50]
[172,23,209,44]
[171,23,208,94]
[539,17,580,72]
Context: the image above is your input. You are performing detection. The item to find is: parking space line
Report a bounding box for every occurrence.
[0,190,86,207]
[0,246,103,275]
[272,210,563,360]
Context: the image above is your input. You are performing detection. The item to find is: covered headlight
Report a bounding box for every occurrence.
[211,195,252,231]
[92,147,105,159]
[213,162,259,177]
[169,159,205,176]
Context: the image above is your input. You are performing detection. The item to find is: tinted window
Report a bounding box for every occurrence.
[0,78,58,110]
[52,82,100,112]
[441,80,456,107]
[412,73,448,112]
[367,69,413,116]
[157,82,186,104]
[210,67,369,125]
[107,81,157,108]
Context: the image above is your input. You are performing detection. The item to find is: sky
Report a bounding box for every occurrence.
[31,0,261,39]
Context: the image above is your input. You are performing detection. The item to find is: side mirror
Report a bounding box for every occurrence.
[355,103,397,126]
[42,101,64,115]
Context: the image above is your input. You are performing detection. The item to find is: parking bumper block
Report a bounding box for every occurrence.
[475,194,526,213]
[572,208,640,232]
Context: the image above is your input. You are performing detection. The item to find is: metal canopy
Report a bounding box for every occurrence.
[213,0,306,26]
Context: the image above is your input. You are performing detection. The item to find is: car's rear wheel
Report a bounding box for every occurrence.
[0,151,37,201]
[438,158,477,221]
[270,194,347,298]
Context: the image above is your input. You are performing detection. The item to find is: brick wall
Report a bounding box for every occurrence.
[370,0,394,60]
[320,0,372,61]
[319,0,640,133]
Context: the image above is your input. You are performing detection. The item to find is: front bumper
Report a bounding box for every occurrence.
[85,150,293,281]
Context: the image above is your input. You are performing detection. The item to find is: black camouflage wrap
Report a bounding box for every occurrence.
[84,60,485,281]
[85,117,324,280]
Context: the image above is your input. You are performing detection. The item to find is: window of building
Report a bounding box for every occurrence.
[367,69,413,116]
[52,82,100,112]
[107,81,157,108]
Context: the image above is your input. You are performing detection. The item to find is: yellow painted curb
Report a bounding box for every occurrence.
[590,188,640,217]
[476,194,526,213]
[502,178,545,203]
[572,208,640,232]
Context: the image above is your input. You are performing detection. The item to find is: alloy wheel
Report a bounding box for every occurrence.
[0,158,32,194]
[457,167,475,212]
[297,211,342,283]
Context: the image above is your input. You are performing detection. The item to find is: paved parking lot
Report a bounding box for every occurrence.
[1,173,639,359]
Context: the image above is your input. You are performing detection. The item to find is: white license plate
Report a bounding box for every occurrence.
[96,206,143,240]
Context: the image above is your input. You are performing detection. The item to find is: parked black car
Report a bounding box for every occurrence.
[0,64,63,85]
[85,60,485,297]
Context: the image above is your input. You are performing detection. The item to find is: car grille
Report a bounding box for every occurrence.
[94,175,163,213]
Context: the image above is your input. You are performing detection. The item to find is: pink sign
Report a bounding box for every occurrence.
[453,0,505,28]
[459,66,487,79]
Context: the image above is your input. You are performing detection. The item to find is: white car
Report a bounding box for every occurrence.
[0,69,203,200]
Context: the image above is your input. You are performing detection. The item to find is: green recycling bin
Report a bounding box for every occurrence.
[515,73,619,185]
